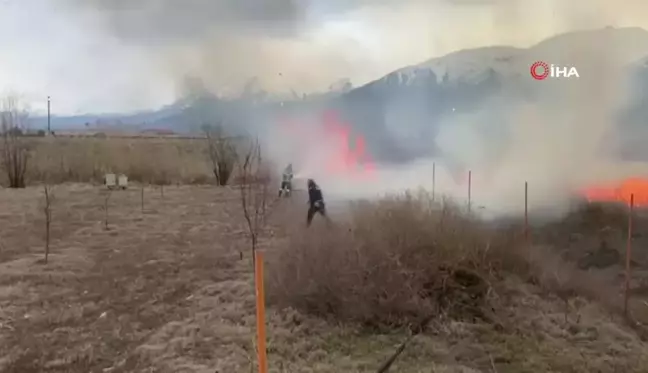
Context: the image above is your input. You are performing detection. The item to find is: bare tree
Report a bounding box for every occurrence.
[43,185,54,263]
[1,95,30,188]
[238,138,269,260]
[203,123,238,186]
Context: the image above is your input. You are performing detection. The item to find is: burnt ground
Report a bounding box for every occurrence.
[0,184,646,372]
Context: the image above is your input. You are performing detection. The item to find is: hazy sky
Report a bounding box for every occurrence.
[1,0,647,115]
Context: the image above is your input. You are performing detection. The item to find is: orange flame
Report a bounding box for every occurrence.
[279,110,375,180]
[582,177,648,206]
[322,111,375,179]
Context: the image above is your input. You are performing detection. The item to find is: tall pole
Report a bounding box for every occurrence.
[524,181,529,243]
[467,170,472,212]
[624,194,634,317]
[432,162,436,202]
[254,251,268,373]
[47,96,51,134]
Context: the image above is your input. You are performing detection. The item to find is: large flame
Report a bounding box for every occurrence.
[278,110,375,180]
[321,110,375,179]
[582,177,648,206]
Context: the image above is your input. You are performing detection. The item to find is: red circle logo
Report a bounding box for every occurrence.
[530,61,549,80]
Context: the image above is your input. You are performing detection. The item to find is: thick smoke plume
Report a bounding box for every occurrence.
[59,0,648,95]
[267,27,648,219]
[44,0,648,217]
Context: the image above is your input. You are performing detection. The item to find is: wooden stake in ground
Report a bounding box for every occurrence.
[43,185,53,263]
[254,250,268,373]
[624,193,634,317]
[432,162,436,202]
[524,181,529,243]
[467,170,472,212]
[141,186,144,212]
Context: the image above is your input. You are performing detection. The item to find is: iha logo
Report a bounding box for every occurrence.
[530,61,579,80]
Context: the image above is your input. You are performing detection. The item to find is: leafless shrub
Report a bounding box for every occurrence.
[203,123,238,186]
[238,138,269,260]
[267,191,541,329]
[1,95,30,188]
[268,191,639,332]
[152,170,170,198]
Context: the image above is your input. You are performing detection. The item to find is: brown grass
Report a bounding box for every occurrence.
[15,137,214,185]
[0,180,646,371]
[267,193,515,327]
[267,192,648,370]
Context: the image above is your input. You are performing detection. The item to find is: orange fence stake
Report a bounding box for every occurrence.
[624,194,634,317]
[254,250,268,373]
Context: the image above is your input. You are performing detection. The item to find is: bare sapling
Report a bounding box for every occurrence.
[104,190,112,230]
[154,170,168,198]
[141,185,144,212]
[0,95,30,188]
[43,185,54,263]
[203,123,238,186]
[238,138,269,261]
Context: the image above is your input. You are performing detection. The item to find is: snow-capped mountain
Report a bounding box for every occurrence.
[329,26,648,163]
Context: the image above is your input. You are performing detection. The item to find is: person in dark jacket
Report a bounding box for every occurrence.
[306,178,328,226]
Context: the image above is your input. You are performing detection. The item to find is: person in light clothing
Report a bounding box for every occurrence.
[279,163,293,197]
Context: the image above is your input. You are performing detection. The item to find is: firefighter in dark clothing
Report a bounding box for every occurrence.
[306,178,328,226]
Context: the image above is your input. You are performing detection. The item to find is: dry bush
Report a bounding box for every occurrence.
[545,201,630,238]
[536,201,645,269]
[268,193,647,333]
[203,123,238,186]
[267,191,528,329]
[0,96,30,188]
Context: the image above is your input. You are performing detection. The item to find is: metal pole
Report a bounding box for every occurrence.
[432,162,436,202]
[468,170,472,212]
[47,96,51,134]
[624,193,634,317]
[524,181,529,243]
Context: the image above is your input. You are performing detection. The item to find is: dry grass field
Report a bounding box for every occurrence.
[0,178,646,372]
[0,137,646,372]
[21,137,213,185]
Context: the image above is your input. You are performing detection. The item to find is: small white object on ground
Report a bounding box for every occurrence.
[117,174,128,189]
[104,174,116,189]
